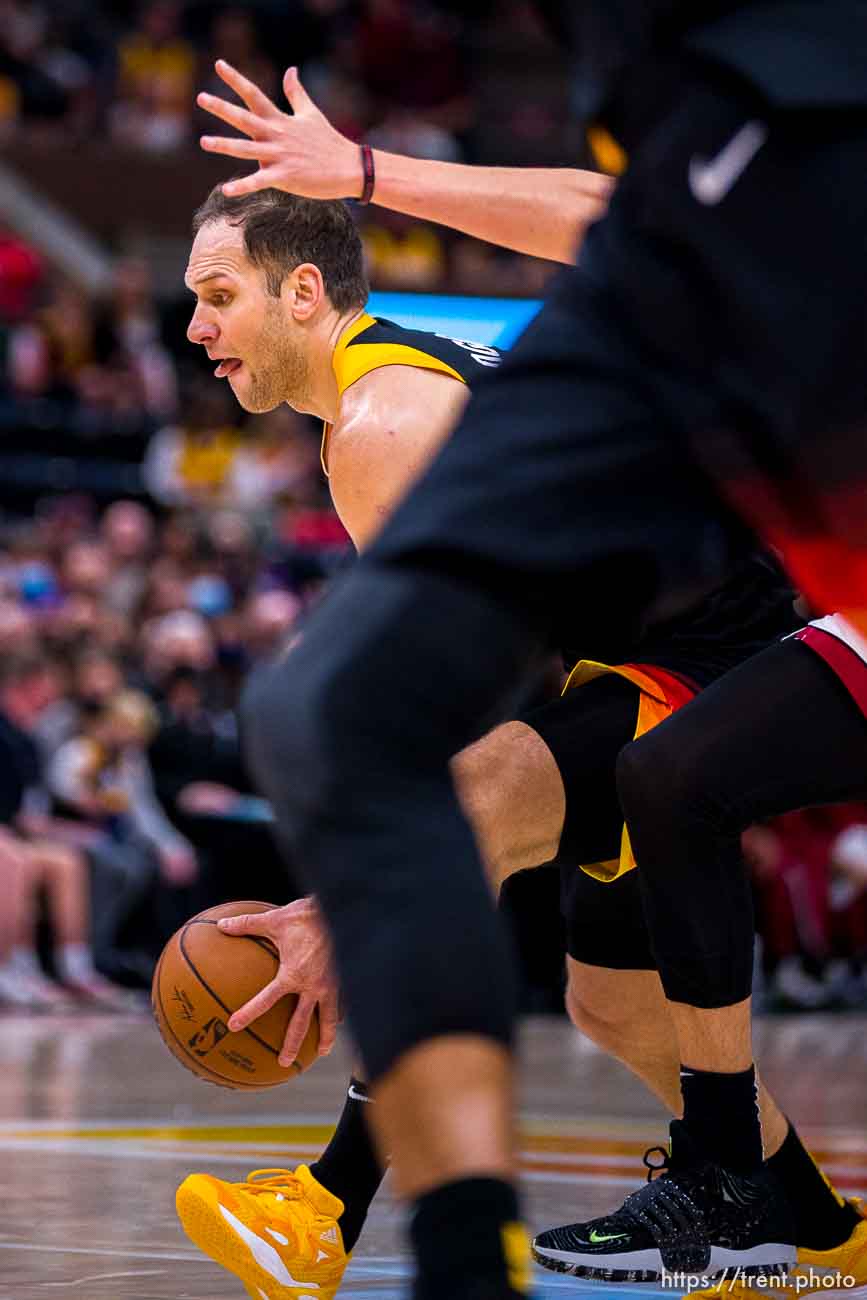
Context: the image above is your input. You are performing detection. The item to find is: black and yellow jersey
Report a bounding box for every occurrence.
[322,312,501,475]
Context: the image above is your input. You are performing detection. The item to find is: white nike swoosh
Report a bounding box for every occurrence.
[218,1204,320,1290]
[689,120,768,206]
[347,1084,373,1103]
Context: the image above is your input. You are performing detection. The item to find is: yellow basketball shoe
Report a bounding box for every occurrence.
[175,1163,350,1300]
[688,1202,867,1300]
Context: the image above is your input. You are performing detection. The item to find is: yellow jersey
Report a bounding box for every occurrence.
[322,312,502,475]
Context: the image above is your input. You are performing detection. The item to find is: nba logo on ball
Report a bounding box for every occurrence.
[188,1017,229,1058]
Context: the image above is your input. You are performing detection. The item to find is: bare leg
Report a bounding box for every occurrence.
[369,1038,514,1200]
[29,840,89,944]
[566,961,788,1154]
[452,720,566,891]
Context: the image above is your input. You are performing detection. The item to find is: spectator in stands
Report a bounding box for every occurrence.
[7,277,95,404]
[143,378,244,507]
[48,688,198,885]
[100,499,155,616]
[60,539,112,600]
[362,208,446,290]
[0,599,37,654]
[91,257,178,424]
[112,0,195,150]
[147,661,296,908]
[0,650,128,1008]
[35,644,125,758]
[0,0,71,126]
[48,686,200,977]
[747,807,867,1010]
[139,608,216,694]
[241,589,301,663]
[221,406,322,512]
[0,224,43,322]
[356,0,467,124]
[194,7,277,132]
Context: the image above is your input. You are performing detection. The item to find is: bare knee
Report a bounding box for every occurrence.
[565,960,667,1053]
[30,841,85,882]
[451,721,565,888]
[566,974,634,1050]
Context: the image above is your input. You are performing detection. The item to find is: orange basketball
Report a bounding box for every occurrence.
[152,900,319,1089]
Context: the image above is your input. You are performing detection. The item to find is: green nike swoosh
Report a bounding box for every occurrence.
[589,1230,630,1244]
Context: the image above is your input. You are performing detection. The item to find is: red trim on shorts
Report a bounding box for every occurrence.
[625,663,700,709]
[793,626,867,719]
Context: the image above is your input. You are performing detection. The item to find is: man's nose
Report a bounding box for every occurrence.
[187,313,218,345]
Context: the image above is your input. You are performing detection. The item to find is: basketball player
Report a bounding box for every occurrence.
[221,7,867,1300]
[176,173,864,1296]
[530,630,867,1296]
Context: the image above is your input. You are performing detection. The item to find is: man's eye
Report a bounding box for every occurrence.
[210,294,230,307]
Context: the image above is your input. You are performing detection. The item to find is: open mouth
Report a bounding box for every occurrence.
[214,358,242,379]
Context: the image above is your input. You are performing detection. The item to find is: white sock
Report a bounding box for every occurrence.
[9,946,43,979]
[55,943,96,984]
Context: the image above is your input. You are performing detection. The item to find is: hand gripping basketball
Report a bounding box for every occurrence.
[218,896,341,1067]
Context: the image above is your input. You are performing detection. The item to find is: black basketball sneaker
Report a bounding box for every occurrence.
[532,1121,795,1283]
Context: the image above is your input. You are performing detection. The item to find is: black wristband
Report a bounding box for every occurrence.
[359,142,375,204]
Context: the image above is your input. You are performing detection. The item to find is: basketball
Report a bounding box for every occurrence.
[152,900,320,1089]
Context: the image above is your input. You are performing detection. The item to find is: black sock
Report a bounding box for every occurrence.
[411,1177,530,1300]
[309,1076,385,1252]
[766,1122,861,1251]
[680,1062,763,1172]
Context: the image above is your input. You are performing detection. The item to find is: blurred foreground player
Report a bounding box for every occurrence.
[235,5,867,1299]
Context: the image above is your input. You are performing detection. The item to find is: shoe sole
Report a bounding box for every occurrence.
[175,1182,329,1300]
[532,1241,796,1283]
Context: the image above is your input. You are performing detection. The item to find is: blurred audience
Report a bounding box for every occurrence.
[112,0,196,151]
[0,651,129,1009]
[747,806,867,1011]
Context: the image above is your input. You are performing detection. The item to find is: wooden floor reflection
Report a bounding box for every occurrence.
[0,1012,863,1298]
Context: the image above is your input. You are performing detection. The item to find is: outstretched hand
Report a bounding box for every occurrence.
[198,60,363,201]
[218,895,341,1068]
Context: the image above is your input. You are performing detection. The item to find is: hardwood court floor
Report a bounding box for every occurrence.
[0,1011,864,1298]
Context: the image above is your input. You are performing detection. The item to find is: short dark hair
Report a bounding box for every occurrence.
[192,185,368,313]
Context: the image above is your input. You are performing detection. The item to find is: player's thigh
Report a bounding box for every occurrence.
[525,676,660,986]
[452,720,566,882]
[367,265,744,645]
[524,673,641,869]
[618,639,867,839]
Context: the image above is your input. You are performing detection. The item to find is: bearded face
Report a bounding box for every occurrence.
[186,219,313,414]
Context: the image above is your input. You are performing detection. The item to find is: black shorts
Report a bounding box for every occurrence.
[520,674,656,970]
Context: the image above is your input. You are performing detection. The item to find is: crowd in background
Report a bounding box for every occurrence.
[0,0,566,162]
[0,0,566,296]
[0,485,863,1016]
[0,492,344,1012]
[0,1,864,1017]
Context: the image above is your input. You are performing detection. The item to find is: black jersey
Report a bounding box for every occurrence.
[558,550,799,688]
[534,2,867,131]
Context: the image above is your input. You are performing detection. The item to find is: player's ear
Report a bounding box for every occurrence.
[288,263,325,321]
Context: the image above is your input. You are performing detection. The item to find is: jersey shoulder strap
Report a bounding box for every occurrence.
[331,312,502,397]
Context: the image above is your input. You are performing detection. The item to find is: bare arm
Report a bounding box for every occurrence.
[199,62,614,265]
[327,365,469,551]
